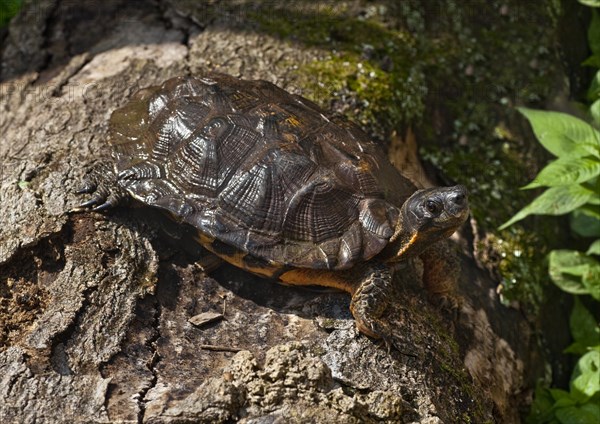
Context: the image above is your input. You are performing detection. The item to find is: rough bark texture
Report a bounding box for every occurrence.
[1,1,541,423]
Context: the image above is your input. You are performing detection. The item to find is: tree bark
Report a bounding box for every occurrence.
[0,1,544,423]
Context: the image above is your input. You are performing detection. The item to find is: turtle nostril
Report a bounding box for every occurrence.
[449,190,466,206]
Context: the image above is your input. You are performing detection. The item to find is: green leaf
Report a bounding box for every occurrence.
[568,298,600,353]
[555,404,600,424]
[587,197,600,206]
[587,240,600,255]
[582,261,600,300]
[550,274,586,295]
[549,250,600,300]
[580,402,600,419]
[571,209,600,237]
[569,208,600,237]
[583,55,600,68]
[518,108,600,158]
[549,250,598,295]
[522,157,600,189]
[500,185,595,229]
[527,383,557,424]
[560,264,591,277]
[580,204,600,220]
[550,388,575,404]
[570,350,600,399]
[579,0,600,7]
[564,342,591,355]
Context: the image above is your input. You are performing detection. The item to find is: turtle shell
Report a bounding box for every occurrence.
[109,74,418,270]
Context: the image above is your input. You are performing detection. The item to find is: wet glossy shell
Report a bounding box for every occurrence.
[109,74,417,270]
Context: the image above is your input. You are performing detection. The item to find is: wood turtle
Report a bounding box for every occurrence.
[79,73,469,343]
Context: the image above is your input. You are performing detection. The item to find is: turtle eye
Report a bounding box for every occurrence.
[425,200,441,214]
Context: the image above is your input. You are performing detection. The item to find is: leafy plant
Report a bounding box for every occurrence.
[501,107,600,423]
[505,111,600,423]
[527,298,600,424]
[500,3,600,422]
[499,109,600,231]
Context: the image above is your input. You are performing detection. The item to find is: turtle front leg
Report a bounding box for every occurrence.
[349,263,394,342]
[420,239,462,310]
[74,164,127,212]
[74,162,158,212]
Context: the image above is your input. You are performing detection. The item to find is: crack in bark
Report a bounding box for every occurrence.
[137,298,162,424]
[180,27,192,77]
[49,53,92,98]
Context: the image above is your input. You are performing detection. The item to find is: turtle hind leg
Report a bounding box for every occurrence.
[420,239,463,313]
[349,263,396,346]
[72,164,128,212]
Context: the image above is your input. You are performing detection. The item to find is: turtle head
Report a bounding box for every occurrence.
[384,185,469,261]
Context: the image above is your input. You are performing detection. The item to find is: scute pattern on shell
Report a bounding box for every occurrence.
[109,74,417,270]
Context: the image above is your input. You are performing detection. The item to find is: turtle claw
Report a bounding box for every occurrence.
[78,196,103,209]
[362,320,417,358]
[92,199,116,212]
[75,183,108,209]
[374,328,394,354]
[428,292,462,321]
[79,190,123,212]
[353,312,398,354]
[76,179,97,195]
[73,167,125,213]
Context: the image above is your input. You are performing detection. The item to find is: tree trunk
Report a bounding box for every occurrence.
[0,1,545,423]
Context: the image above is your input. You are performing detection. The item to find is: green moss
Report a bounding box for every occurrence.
[482,230,550,310]
[419,305,487,418]
[252,5,411,55]
[298,54,425,136]
[251,5,426,139]
[438,359,489,422]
